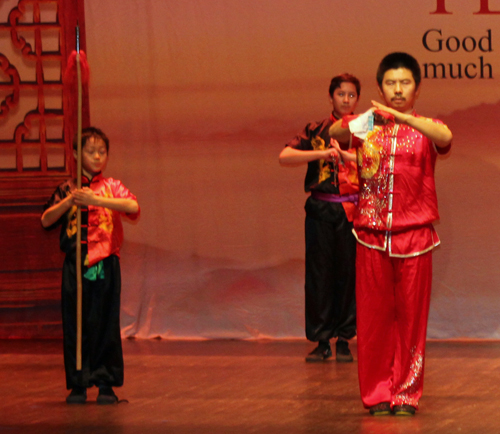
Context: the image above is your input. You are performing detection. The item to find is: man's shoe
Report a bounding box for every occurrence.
[96,386,118,405]
[335,339,353,363]
[66,387,87,404]
[393,404,416,416]
[305,343,332,362]
[369,402,391,416]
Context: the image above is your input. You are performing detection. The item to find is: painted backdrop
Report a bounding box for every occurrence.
[79,0,500,338]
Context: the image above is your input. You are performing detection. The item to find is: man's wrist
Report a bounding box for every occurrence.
[402,113,413,125]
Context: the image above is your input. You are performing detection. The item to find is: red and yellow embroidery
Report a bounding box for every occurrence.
[358,128,383,179]
[311,136,331,184]
[98,185,114,233]
[66,204,78,238]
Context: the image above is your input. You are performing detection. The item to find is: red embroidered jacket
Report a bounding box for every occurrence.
[43,172,140,266]
[350,114,450,257]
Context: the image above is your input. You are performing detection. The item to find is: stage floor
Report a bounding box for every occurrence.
[1,339,499,434]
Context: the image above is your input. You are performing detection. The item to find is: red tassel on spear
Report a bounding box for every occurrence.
[63,25,90,372]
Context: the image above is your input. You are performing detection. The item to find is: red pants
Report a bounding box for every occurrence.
[356,244,432,410]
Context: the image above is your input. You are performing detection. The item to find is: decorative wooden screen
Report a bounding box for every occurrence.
[0,0,88,204]
[0,0,88,338]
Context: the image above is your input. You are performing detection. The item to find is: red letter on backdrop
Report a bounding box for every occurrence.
[474,0,500,14]
[431,0,452,14]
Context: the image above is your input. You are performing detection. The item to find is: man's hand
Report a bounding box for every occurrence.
[371,100,410,124]
[371,100,452,148]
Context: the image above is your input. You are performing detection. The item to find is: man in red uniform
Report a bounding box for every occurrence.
[279,74,359,363]
[329,53,452,415]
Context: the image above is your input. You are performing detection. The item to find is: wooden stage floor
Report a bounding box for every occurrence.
[1,339,500,434]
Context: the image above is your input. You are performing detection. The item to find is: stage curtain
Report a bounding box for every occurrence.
[81,0,500,339]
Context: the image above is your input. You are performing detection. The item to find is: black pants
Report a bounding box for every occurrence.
[305,214,356,342]
[61,254,124,389]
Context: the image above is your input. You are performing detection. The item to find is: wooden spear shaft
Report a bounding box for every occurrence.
[75,28,83,372]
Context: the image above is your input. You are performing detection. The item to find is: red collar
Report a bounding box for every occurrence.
[330,113,339,123]
[81,172,103,184]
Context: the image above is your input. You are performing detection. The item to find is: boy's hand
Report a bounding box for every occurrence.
[64,192,76,206]
[330,138,356,163]
[73,187,98,206]
[322,146,338,163]
[327,139,341,162]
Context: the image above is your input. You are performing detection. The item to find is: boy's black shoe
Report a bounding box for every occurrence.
[335,339,354,363]
[66,387,87,404]
[393,404,416,416]
[305,342,332,362]
[369,402,391,416]
[97,386,118,405]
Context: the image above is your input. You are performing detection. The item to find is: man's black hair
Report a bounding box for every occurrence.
[376,52,421,88]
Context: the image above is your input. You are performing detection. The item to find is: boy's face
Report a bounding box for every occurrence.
[331,82,359,118]
[74,136,108,176]
[378,67,420,114]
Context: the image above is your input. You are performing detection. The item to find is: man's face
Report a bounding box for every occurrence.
[74,136,108,176]
[378,67,420,114]
[331,82,359,117]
